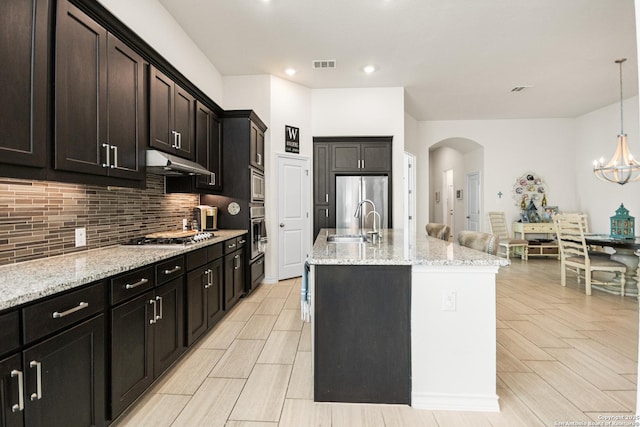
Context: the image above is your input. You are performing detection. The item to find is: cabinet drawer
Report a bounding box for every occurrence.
[111,265,155,305]
[525,223,555,233]
[236,235,248,248]
[23,281,105,344]
[224,237,239,254]
[207,242,223,261]
[186,247,208,271]
[156,256,185,285]
[251,256,265,288]
[0,310,20,356]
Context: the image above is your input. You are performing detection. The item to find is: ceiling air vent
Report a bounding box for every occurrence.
[511,85,533,92]
[312,59,337,69]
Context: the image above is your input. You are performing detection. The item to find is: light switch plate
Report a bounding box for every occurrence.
[442,290,457,312]
[75,227,86,247]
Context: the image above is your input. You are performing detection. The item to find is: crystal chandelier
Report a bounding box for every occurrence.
[593,58,640,185]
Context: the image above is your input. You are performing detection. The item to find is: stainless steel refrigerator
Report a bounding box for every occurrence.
[335,175,389,233]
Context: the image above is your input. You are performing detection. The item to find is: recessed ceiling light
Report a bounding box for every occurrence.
[363,65,376,74]
[285,68,296,76]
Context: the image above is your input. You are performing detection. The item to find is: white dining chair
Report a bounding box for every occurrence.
[488,211,528,260]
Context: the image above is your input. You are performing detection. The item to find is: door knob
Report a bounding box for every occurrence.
[280,223,285,227]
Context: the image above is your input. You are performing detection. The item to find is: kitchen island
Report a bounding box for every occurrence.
[307,229,509,412]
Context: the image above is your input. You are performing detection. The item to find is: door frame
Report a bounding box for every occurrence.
[276,153,311,281]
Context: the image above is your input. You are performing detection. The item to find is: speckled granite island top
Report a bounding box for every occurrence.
[308,228,510,267]
[0,230,247,311]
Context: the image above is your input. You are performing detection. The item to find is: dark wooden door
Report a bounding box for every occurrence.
[313,143,331,205]
[185,265,207,346]
[110,291,154,419]
[331,144,360,171]
[233,249,245,303]
[153,278,185,377]
[249,122,264,171]
[195,103,222,192]
[207,258,224,327]
[224,251,242,310]
[23,316,105,427]
[173,85,195,160]
[0,354,23,427]
[106,33,146,180]
[0,0,48,168]
[314,206,334,241]
[361,143,391,172]
[54,0,108,175]
[149,67,175,153]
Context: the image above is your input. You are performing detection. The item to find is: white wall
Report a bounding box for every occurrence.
[98,0,223,104]
[419,119,577,231]
[574,96,640,232]
[311,87,406,228]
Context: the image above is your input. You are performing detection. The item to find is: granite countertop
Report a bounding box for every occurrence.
[0,229,247,312]
[308,228,510,267]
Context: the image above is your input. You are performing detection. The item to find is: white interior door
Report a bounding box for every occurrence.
[466,172,481,231]
[444,169,454,234]
[277,155,310,280]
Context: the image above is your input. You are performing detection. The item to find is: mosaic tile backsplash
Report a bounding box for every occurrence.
[0,174,199,265]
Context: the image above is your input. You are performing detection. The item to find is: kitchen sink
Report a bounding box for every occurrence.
[326,234,368,243]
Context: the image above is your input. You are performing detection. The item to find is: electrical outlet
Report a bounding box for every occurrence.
[75,227,86,247]
[442,290,457,312]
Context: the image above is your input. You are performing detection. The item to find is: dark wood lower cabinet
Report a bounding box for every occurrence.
[314,265,411,405]
[23,315,105,427]
[0,353,25,427]
[110,277,184,419]
[224,249,245,310]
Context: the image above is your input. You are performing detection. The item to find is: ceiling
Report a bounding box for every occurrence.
[157,0,638,121]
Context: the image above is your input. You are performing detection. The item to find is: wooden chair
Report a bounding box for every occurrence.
[457,230,500,255]
[426,223,450,241]
[553,213,627,296]
[488,211,529,260]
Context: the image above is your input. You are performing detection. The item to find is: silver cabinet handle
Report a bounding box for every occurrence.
[238,239,246,244]
[234,254,240,269]
[162,265,181,275]
[52,301,88,319]
[362,159,365,169]
[177,132,182,149]
[325,194,328,203]
[257,153,262,165]
[325,209,329,218]
[11,370,24,412]
[155,296,163,321]
[210,173,216,186]
[125,278,149,289]
[110,145,118,169]
[204,269,212,288]
[149,299,157,324]
[227,243,236,249]
[257,259,263,265]
[357,159,361,169]
[102,143,110,168]
[171,130,179,148]
[29,361,42,401]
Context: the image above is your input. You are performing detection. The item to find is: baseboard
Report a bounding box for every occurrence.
[411,392,500,412]
[262,276,278,285]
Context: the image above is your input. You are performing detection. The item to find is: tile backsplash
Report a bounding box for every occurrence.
[0,174,199,266]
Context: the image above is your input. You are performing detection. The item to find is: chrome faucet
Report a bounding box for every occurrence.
[353,199,376,237]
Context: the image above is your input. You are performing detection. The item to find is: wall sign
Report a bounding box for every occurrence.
[285,125,300,153]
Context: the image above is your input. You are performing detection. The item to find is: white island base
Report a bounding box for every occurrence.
[411,265,500,412]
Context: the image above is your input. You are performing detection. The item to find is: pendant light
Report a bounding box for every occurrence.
[593,58,640,185]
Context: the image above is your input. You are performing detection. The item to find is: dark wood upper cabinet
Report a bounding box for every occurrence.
[195,102,222,191]
[150,66,195,160]
[0,0,49,169]
[249,121,265,171]
[331,141,391,172]
[54,0,146,180]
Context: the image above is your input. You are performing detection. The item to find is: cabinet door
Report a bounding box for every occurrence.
[110,291,154,419]
[54,0,108,175]
[224,252,236,309]
[234,249,245,301]
[195,103,222,192]
[153,278,185,377]
[331,144,360,171]
[207,258,224,328]
[149,67,175,153]
[23,315,105,427]
[106,34,146,180]
[186,265,207,346]
[313,143,331,205]
[250,122,264,171]
[0,0,47,168]
[314,206,334,241]
[361,143,391,172]
[173,84,195,160]
[0,354,23,427]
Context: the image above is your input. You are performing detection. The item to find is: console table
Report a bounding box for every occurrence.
[512,222,559,258]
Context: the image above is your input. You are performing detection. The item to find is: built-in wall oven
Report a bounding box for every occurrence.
[250,206,267,260]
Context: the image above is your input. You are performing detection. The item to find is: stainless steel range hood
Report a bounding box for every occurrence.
[146,150,211,176]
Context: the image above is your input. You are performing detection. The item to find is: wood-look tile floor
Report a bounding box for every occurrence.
[112,258,638,427]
